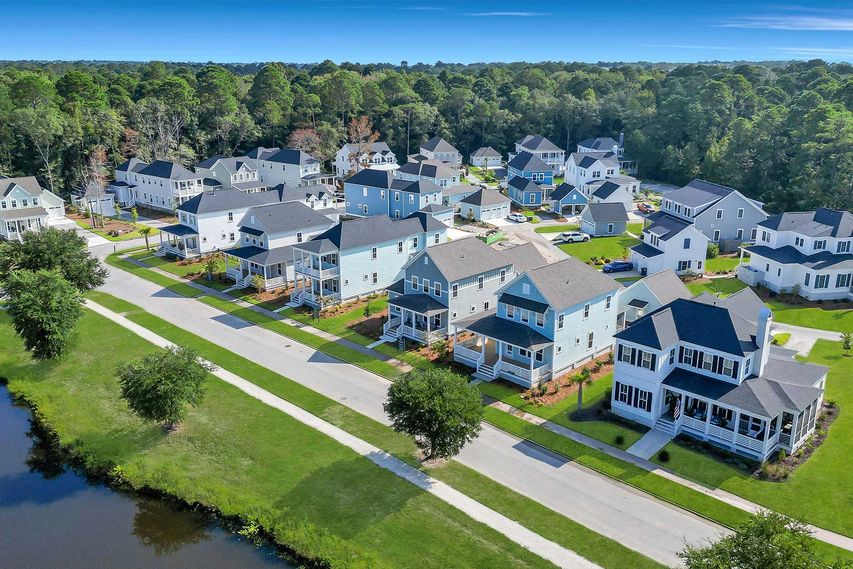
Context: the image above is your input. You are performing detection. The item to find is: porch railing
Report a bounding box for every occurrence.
[399,324,443,344]
[681,415,706,433]
[707,425,734,442]
[499,359,541,382]
[736,434,765,452]
[454,344,483,367]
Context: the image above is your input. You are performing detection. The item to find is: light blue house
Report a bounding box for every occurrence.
[290,212,448,307]
[453,256,621,387]
[548,182,587,215]
[507,176,545,207]
[506,151,553,186]
[344,168,443,219]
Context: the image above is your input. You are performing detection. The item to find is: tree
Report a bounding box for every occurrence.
[139,227,152,250]
[131,207,139,223]
[118,346,212,429]
[680,511,848,569]
[569,368,594,413]
[383,368,483,461]
[0,227,107,291]
[841,331,852,356]
[85,145,109,228]
[203,253,221,282]
[287,128,321,152]
[5,269,83,359]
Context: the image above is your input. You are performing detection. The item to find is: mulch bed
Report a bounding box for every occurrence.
[757,400,840,480]
[520,354,614,407]
[755,286,853,310]
[70,213,137,236]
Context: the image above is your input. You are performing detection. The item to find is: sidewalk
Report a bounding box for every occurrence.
[85,299,599,569]
[485,399,853,552]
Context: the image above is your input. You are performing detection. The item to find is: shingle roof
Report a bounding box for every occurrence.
[421,136,458,153]
[241,201,334,235]
[346,168,395,188]
[302,213,442,252]
[507,176,543,193]
[630,242,664,258]
[0,176,44,196]
[138,160,200,181]
[523,257,620,311]
[178,188,289,215]
[460,188,510,207]
[196,155,257,172]
[244,147,280,161]
[666,179,736,208]
[591,180,624,200]
[631,269,690,305]
[578,137,621,151]
[442,183,479,196]
[516,135,562,152]
[584,203,629,223]
[549,183,579,201]
[226,244,295,266]
[417,238,515,282]
[568,151,618,169]
[758,208,853,238]
[0,206,48,220]
[389,293,447,315]
[471,146,501,158]
[507,151,550,172]
[264,148,319,165]
[747,245,853,270]
[420,203,454,214]
[498,243,547,274]
[396,159,457,180]
[692,287,766,326]
[644,211,693,240]
[342,142,392,155]
[115,157,149,173]
[455,310,552,350]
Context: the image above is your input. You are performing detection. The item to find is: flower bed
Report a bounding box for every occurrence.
[520,353,614,407]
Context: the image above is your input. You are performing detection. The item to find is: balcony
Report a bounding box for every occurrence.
[737,264,764,286]
[294,261,340,279]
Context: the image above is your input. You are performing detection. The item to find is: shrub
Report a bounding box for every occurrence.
[592,361,603,373]
[706,243,719,259]
[614,434,625,446]
[657,450,670,463]
[605,351,614,365]
[430,339,450,361]
[778,449,787,462]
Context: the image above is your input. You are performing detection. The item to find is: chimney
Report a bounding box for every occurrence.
[619,132,624,147]
[755,307,773,376]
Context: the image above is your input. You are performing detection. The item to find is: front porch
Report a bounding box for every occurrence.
[0,212,48,241]
[383,295,447,345]
[158,224,200,259]
[224,245,292,290]
[291,247,341,306]
[453,329,552,388]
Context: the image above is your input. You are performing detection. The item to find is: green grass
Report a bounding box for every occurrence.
[558,234,639,263]
[108,255,204,298]
[0,311,556,569]
[762,298,853,333]
[706,255,740,273]
[280,297,389,347]
[686,277,748,297]
[615,276,643,284]
[479,373,644,450]
[651,340,853,538]
[771,332,791,346]
[626,222,644,236]
[128,251,207,277]
[74,218,159,242]
[82,292,664,569]
[533,224,579,234]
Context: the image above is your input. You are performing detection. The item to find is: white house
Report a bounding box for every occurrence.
[257,148,335,188]
[469,146,502,169]
[333,142,398,177]
[577,133,636,175]
[395,159,460,189]
[660,179,768,250]
[415,137,462,165]
[616,269,691,329]
[195,155,266,192]
[510,135,565,174]
[630,212,709,276]
[611,293,827,461]
[119,159,205,212]
[71,182,117,218]
[564,151,620,189]
[587,180,635,213]
[738,208,853,301]
[0,175,66,240]
[458,189,511,222]
[109,157,149,207]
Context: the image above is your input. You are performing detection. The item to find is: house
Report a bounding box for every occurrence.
[453,256,621,387]
[738,208,853,301]
[257,148,335,188]
[291,212,448,307]
[383,239,545,345]
[507,176,545,208]
[416,137,462,165]
[0,176,66,240]
[344,169,443,219]
[547,183,587,215]
[441,183,479,209]
[630,212,709,276]
[223,201,337,290]
[577,133,636,175]
[419,203,455,227]
[395,159,461,189]
[587,180,634,212]
[195,155,266,192]
[660,179,767,250]
[506,151,553,186]
[333,142,398,177]
[119,159,205,212]
[459,189,512,222]
[275,184,338,212]
[510,135,565,174]
[71,182,117,218]
[579,203,629,237]
[611,294,828,461]
[564,151,619,190]
[469,146,502,169]
[109,157,148,207]
[616,269,691,329]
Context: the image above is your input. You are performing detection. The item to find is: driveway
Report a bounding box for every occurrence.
[94,255,726,566]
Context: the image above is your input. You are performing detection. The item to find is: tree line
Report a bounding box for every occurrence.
[0,58,850,212]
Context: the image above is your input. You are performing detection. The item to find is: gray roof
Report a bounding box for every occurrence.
[644,211,693,241]
[507,176,543,193]
[692,287,766,326]
[523,257,621,311]
[389,293,447,315]
[138,160,200,181]
[245,147,280,161]
[443,183,479,197]
[115,157,149,173]
[497,243,547,274]
[300,213,442,253]
[420,203,454,214]
[578,137,621,151]
[342,142,393,155]
[632,269,690,305]
[471,146,501,158]
[178,188,288,215]
[160,223,198,237]
[455,310,552,350]
[516,135,563,152]
[615,298,758,356]
[758,208,853,238]
[421,136,458,153]
[568,151,618,169]
[499,292,549,313]
[264,148,319,166]
[0,206,48,220]
[416,238,514,282]
[584,203,629,223]
[747,245,853,271]
[196,155,257,172]
[666,179,736,208]
[591,180,624,200]
[460,188,510,207]
[631,242,664,258]
[0,176,44,196]
[507,151,550,172]
[241,201,334,235]
[396,159,457,180]
[346,168,395,188]
[226,244,294,266]
[549,183,580,201]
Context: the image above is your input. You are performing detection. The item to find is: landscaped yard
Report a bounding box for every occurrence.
[685,276,748,297]
[706,255,740,274]
[558,234,639,263]
[533,223,579,234]
[651,340,853,538]
[0,310,557,569]
[71,214,158,242]
[762,296,853,333]
[128,251,235,291]
[626,222,644,236]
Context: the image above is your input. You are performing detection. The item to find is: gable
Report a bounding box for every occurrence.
[499,274,549,306]
[695,190,767,221]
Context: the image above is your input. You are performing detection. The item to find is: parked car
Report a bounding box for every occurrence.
[507,213,528,223]
[554,231,590,243]
[638,203,656,214]
[602,260,634,273]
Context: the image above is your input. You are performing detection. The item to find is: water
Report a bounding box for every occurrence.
[0,385,292,569]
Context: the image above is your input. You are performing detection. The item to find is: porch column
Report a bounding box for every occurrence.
[703,403,712,437]
[224,254,230,275]
[730,409,741,451]
[677,396,686,427]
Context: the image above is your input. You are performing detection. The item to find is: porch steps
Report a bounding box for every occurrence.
[475,362,498,381]
[653,417,677,436]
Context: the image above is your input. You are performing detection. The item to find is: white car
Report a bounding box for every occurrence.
[555,231,590,243]
[507,213,528,223]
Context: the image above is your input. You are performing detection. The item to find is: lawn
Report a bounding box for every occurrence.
[533,224,579,234]
[615,276,643,284]
[280,297,389,346]
[626,222,644,236]
[763,298,853,333]
[706,255,740,273]
[81,293,664,569]
[651,340,853,538]
[0,311,555,569]
[686,277,748,297]
[73,216,159,242]
[558,234,639,263]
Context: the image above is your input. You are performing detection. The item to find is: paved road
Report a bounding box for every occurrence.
[96,248,725,567]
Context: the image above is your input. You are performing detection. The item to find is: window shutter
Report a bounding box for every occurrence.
[732,360,739,378]
[713,355,721,374]
[646,392,653,412]
[617,344,623,361]
[692,350,699,368]
[630,348,637,366]
[650,353,657,370]
[679,346,685,363]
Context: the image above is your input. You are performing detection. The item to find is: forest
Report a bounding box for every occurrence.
[0,58,850,213]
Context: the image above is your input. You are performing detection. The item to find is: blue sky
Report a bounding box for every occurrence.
[1,1,851,63]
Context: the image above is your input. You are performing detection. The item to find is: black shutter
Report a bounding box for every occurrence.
[679,346,685,363]
[630,348,637,366]
[732,360,739,378]
[650,353,657,370]
[692,350,699,368]
[646,392,653,412]
[617,344,623,362]
[713,355,721,374]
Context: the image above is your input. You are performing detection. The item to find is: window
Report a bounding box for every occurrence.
[583,303,590,319]
[722,359,734,377]
[607,223,614,234]
[836,273,851,288]
[397,241,403,253]
[557,313,564,330]
[605,295,612,310]
[411,276,419,290]
[795,236,804,247]
[500,269,506,283]
[669,348,676,365]
[227,212,233,222]
[683,238,691,249]
[372,272,378,284]
[814,240,826,251]
[412,236,418,248]
[423,279,430,292]
[716,209,723,219]
[297,232,303,243]
[394,192,400,202]
[477,276,484,290]
[641,351,653,370]
[620,346,633,363]
[229,232,235,241]
[451,283,458,298]
[683,347,694,364]
[804,273,811,286]
[713,229,720,242]
[371,247,377,260]
[506,305,515,318]
[736,228,743,240]
[521,309,529,323]
[838,241,851,253]
[433,282,441,296]
[470,305,476,313]
[678,260,692,272]
[815,274,830,289]
[362,188,368,197]
[587,332,594,350]
[484,301,490,310]
[702,354,714,371]
[409,194,414,204]
[380,189,385,199]
[21,198,27,207]
[737,208,744,219]
[751,227,757,241]
[434,233,440,245]
[535,312,544,327]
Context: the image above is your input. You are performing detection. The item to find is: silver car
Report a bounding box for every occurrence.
[555,230,591,243]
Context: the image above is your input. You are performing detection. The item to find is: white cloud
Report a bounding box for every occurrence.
[772,46,853,57]
[467,11,546,17]
[718,15,853,31]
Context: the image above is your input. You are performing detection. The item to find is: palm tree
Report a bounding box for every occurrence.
[569,368,593,413]
[140,227,152,251]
